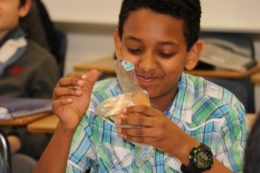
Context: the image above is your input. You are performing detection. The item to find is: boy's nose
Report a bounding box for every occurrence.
[138,53,157,71]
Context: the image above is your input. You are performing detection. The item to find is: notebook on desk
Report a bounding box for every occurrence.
[197,33,256,72]
[0,97,51,120]
[200,38,256,71]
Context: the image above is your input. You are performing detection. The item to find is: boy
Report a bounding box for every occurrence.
[0,0,59,165]
[34,0,246,172]
[0,0,59,98]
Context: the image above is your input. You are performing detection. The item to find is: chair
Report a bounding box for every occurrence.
[0,130,11,173]
[34,0,67,76]
[197,32,256,113]
[0,130,37,173]
[54,29,67,76]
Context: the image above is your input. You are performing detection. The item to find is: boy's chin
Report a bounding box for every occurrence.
[145,89,160,98]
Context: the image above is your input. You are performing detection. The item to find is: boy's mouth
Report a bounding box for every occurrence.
[136,74,159,84]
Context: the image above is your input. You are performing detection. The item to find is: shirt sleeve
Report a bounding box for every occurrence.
[214,101,246,173]
[66,115,97,173]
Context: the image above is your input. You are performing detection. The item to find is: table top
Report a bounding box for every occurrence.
[0,111,51,126]
[74,56,260,80]
[27,115,59,133]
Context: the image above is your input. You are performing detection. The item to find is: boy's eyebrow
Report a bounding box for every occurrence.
[126,35,178,46]
[160,41,178,46]
[125,35,178,46]
[125,36,142,42]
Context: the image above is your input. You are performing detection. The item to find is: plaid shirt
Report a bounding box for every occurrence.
[66,73,246,173]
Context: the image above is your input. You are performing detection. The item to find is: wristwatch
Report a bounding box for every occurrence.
[181,143,213,173]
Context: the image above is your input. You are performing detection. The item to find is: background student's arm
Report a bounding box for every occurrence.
[7,135,21,154]
[33,70,100,173]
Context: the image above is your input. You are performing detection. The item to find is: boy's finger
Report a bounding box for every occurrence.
[81,70,100,95]
[52,98,73,108]
[53,87,82,97]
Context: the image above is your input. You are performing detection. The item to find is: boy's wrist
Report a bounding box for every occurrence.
[57,122,77,136]
[171,133,200,166]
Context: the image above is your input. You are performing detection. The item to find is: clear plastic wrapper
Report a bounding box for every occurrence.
[94,59,152,167]
[95,59,150,123]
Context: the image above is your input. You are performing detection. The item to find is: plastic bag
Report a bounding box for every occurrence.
[95,59,150,124]
[94,59,152,167]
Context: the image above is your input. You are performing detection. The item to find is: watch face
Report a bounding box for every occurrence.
[190,144,213,171]
[195,151,211,169]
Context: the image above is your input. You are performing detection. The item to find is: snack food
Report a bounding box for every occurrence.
[95,59,150,124]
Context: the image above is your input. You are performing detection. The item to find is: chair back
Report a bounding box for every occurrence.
[0,131,11,173]
[54,29,67,76]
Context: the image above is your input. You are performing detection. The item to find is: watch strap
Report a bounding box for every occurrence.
[181,164,201,173]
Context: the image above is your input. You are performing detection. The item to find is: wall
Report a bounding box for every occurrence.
[43,0,260,32]
[41,0,121,24]
[64,30,114,73]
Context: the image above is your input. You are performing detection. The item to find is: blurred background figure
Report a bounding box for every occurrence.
[20,0,67,76]
[244,112,260,173]
[0,0,60,172]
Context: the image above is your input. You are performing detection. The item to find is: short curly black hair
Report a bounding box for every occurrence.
[118,0,201,50]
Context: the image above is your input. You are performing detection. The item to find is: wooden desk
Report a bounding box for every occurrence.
[74,56,260,80]
[0,112,51,126]
[27,115,59,133]
[74,56,115,75]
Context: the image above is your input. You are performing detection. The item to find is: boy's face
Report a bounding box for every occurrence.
[114,9,201,100]
[0,0,30,36]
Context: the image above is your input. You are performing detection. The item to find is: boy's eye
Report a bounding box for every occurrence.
[158,52,175,58]
[127,48,143,54]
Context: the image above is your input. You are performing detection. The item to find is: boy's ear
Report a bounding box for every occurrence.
[113,30,123,60]
[19,0,32,18]
[185,40,204,70]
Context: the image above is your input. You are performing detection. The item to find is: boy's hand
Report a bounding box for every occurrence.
[52,70,100,131]
[115,105,197,157]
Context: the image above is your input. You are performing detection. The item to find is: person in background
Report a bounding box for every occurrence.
[20,0,65,76]
[244,113,260,173]
[34,0,246,173]
[0,0,59,172]
[0,0,59,98]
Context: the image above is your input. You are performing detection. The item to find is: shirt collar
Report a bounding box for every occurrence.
[0,26,22,47]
